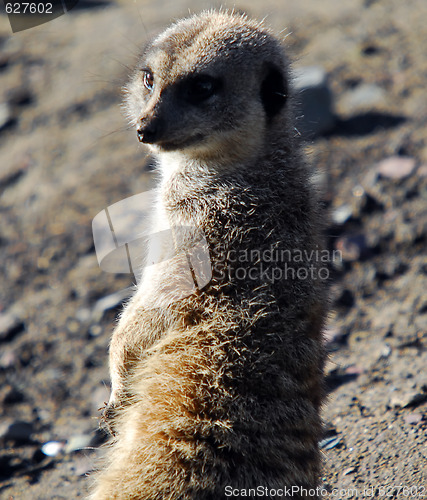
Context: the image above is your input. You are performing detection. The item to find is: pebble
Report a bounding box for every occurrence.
[41,441,66,457]
[326,367,359,391]
[377,156,416,179]
[389,390,427,409]
[76,308,91,323]
[359,191,384,215]
[336,234,368,261]
[0,160,28,192]
[378,343,392,360]
[88,324,103,337]
[0,103,13,132]
[403,413,423,425]
[65,433,93,453]
[335,289,355,308]
[93,288,133,317]
[293,66,335,137]
[6,87,33,107]
[319,436,342,450]
[0,312,25,342]
[332,204,353,225]
[3,387,25,405]
[345,365,365,376]
[66,319,81,334]
[343,467,356,476]
[0,54,9,71]
[324,327,349,350]
[73,455,95,476]
[324,326,345,344]
[0,421,34,443]
[0,348,18,368]
[342,83,386,110]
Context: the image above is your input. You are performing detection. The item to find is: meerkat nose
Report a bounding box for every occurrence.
[137,124,156,143]
[137,119,162,144]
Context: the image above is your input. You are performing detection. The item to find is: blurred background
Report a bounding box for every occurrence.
[0,0,426,498]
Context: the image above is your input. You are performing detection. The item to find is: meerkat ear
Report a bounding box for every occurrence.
[260,63,287,119]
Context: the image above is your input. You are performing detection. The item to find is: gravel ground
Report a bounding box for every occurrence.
[0,1,426,499]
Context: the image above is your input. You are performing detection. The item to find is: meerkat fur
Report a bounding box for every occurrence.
[91,9,328,500]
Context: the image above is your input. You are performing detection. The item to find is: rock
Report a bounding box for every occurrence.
[332,204,353,225]
[293,66,335,137]
[324,327,351,352]
[394,222,417,245]
[41,441,66,457]
[324,326,348,345]
[343,467,357,476]
[88,324,102,337]
[345,365,365,376]
[336,234,368,261]
[76,308,91,323]
[0,54,9,71]
[6,87,33,107]
[335,288,355,308]
[92,288,133,320]
[377,156,416,179]
[3,387,25,405]
[389,389,427,409]
[0,349,18,368]
[342,83,386,110]
[319,436,343,449]
[0,312,25,342]
[326,367,360,391]
[66,319,80,334]
[377,343,392,360]
[0,103,14,132]
[359,192,384,215]
[414,314,427,334]
[73,455,95,476]
[65,433,93,453]
[403,413,423,425]
[0,421,34,443]
[361,44,381,56]
[0,158,28,191]
[375,258,408,283]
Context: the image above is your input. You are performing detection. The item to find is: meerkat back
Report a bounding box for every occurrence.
[91,10,328,500]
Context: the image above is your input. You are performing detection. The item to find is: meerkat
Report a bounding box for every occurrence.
[91,10,328,500]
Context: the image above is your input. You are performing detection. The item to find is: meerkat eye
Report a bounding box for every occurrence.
[142,69,154,91]
[186,75,221,104]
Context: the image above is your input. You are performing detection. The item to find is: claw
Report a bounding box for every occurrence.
[100,401,118,436]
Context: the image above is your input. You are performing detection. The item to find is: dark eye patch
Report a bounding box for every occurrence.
[183,75,222,104]
[260,64,287,119]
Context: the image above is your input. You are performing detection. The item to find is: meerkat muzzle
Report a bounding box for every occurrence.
[137,123,157,143]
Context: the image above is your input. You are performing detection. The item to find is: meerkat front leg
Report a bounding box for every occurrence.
[106,262,178,421]
[105,293,159,418]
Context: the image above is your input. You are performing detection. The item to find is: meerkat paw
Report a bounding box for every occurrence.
[99,400,119,436]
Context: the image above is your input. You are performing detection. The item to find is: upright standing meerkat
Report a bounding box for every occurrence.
[91,10,328,500]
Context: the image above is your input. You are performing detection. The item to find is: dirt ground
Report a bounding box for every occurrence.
[0,0,426,499]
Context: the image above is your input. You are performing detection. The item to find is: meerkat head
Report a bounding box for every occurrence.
[123,10,289,167]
